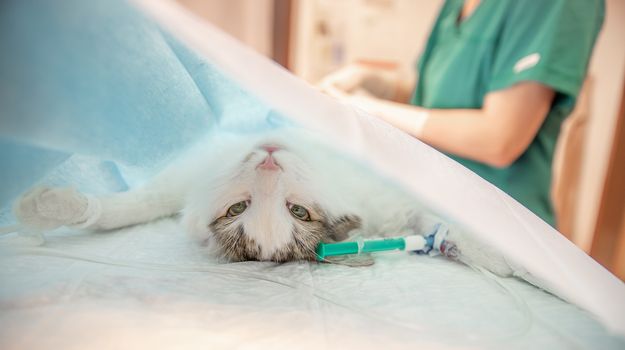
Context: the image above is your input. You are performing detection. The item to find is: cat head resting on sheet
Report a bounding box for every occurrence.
[182,138,362,262]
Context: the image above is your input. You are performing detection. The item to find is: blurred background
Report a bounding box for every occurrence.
[176,0,625,279]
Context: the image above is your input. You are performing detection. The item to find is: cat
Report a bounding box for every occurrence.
[13,128,513,275]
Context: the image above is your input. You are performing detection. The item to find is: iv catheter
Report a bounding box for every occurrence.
[316,223,454,261]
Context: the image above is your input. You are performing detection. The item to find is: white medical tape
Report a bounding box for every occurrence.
[404,235,427,252]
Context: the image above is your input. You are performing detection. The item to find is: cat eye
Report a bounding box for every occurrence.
[288,203,311,221]
[227,200,249,217]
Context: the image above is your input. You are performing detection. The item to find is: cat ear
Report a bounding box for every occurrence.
[326,214,361,242]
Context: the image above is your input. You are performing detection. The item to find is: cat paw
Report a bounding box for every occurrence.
[14,187,89,230]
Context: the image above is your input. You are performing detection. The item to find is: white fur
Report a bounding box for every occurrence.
[13,128,512,275]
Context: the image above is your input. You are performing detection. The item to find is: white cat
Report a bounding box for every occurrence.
[13,128,512,275]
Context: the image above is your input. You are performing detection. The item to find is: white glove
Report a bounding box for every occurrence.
[319,64,398,100]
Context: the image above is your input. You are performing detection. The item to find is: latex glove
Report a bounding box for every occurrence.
[319,64,397,100]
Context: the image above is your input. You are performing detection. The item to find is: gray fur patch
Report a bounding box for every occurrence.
[209,211,362,263]
[209,218,261,261]
[325,214,361,242]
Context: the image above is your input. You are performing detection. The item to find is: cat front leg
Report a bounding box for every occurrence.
[445,227,514,277]
[14,185,185,231]
[89,188,184,230]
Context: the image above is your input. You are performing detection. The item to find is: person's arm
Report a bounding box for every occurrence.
[347,81,555,168]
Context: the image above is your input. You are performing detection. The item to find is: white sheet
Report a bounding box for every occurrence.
[1,220,623,349]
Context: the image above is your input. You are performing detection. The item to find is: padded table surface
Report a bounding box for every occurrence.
[1,219,623,349]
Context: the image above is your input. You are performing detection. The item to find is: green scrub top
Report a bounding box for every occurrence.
[411,0,604,226]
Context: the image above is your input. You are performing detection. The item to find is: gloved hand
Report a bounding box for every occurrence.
[318,64,399,100]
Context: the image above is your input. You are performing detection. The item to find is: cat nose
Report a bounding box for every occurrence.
[257,154,281,171]
[261,145,281,154]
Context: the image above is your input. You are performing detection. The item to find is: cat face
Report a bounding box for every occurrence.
[183,140,361,262]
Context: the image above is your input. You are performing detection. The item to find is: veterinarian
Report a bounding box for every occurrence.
[320,0,604,227]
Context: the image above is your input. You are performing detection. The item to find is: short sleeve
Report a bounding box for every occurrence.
[488,0,604,97]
